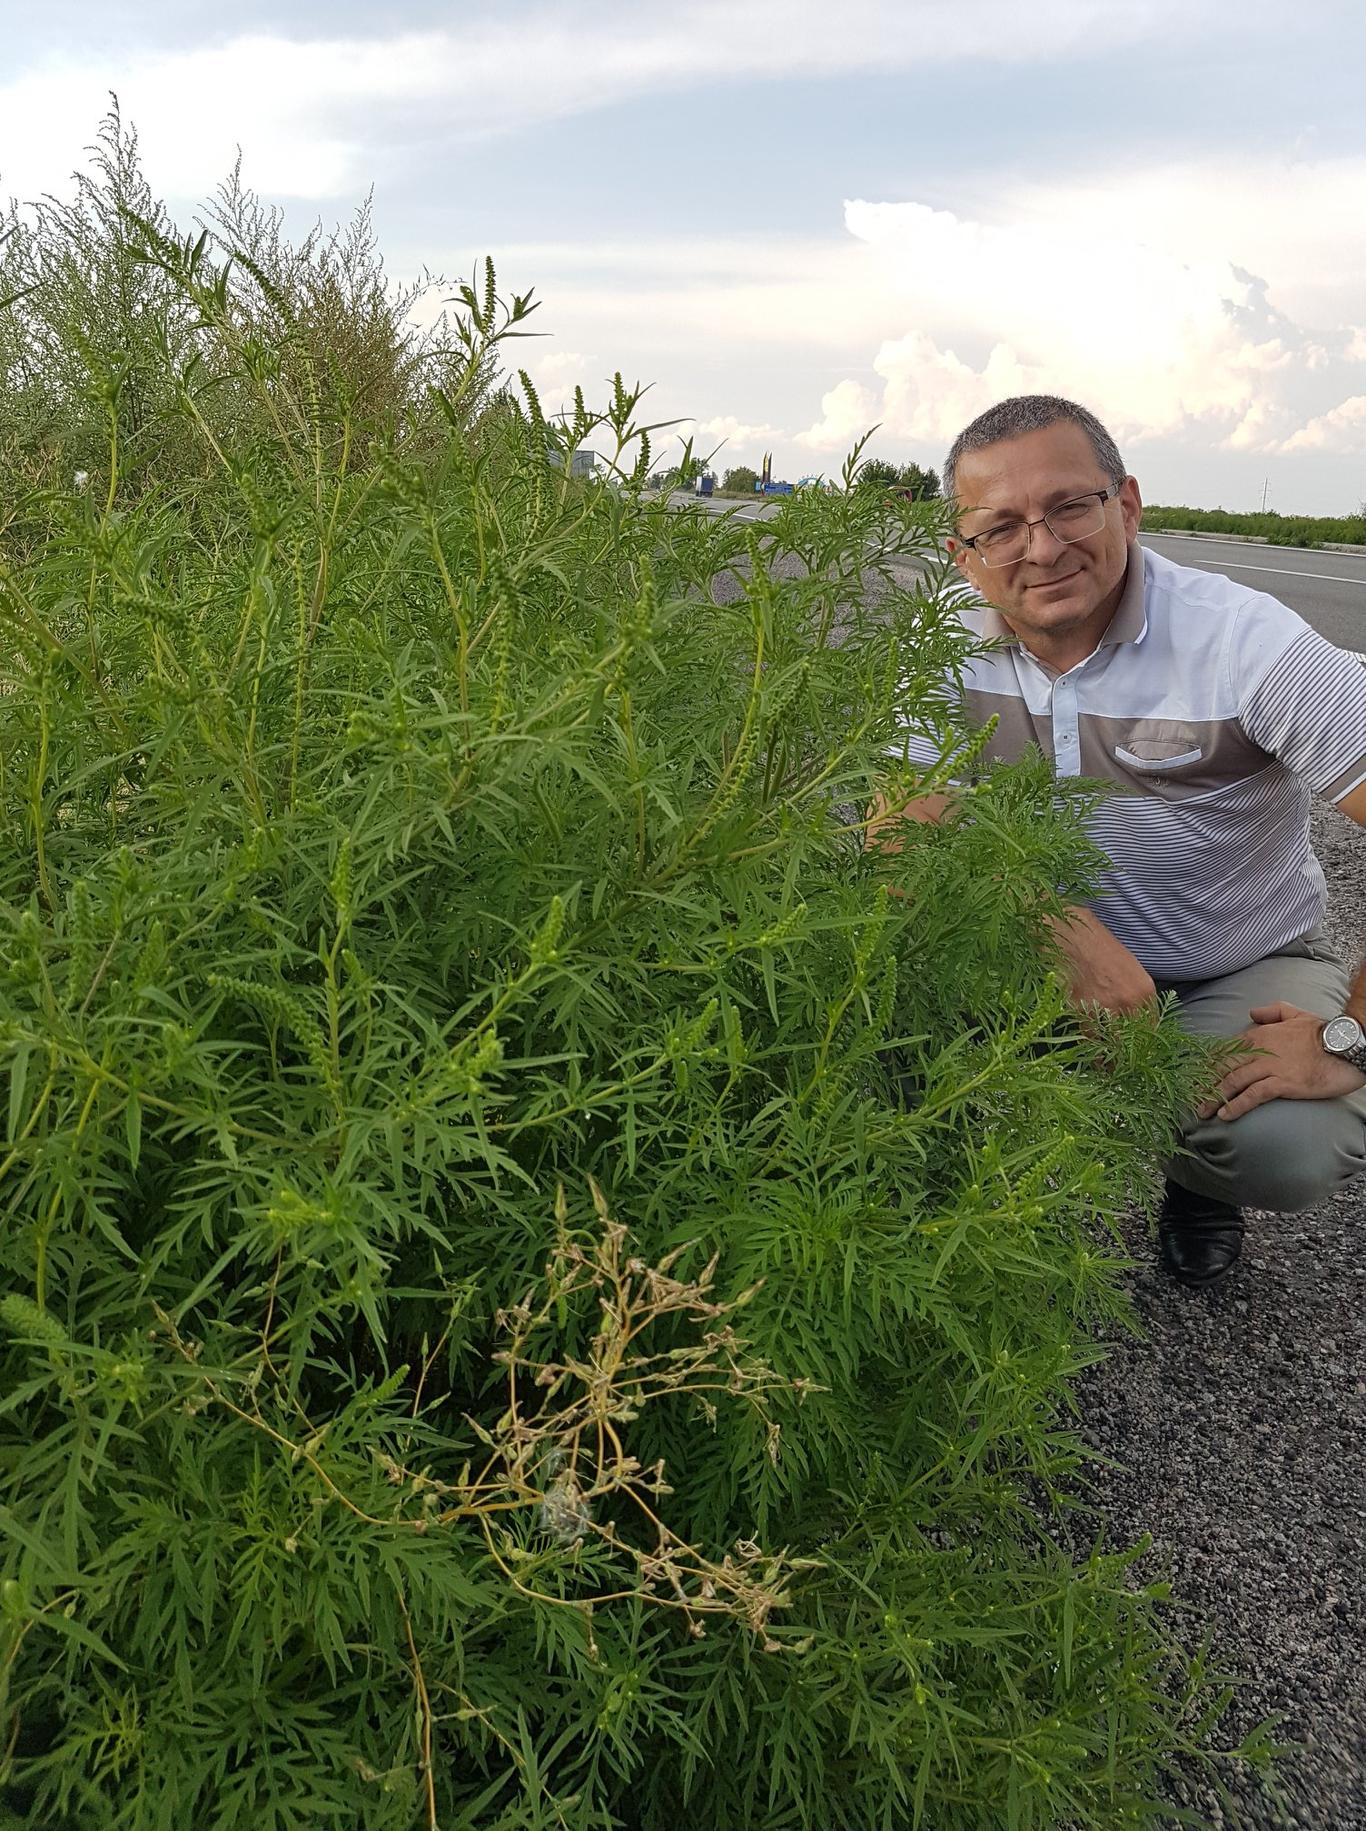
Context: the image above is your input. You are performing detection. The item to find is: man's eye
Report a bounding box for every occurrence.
[977,523,1021,548]
[1050,499,1094,524]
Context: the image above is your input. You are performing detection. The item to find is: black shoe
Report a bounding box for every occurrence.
[1158,1179,1245,1288]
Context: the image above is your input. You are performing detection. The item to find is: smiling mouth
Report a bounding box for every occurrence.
[1027,571,1081,590]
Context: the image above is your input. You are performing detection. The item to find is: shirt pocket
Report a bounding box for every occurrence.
[1113,742,1204,771]
[1112,720,1207,775]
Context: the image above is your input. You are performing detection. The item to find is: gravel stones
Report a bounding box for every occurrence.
[1075,803,1366,1827]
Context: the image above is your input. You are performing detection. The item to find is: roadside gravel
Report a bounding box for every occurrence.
[1076,802,1366,1829]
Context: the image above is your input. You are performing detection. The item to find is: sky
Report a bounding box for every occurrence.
[4,0,1366,512]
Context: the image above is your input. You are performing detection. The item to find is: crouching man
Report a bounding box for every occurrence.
[872,395,1366,1287]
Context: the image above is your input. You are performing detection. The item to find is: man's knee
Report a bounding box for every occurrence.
[1174,1096,1366,1213]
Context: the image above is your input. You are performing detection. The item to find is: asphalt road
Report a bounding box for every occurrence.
[689,496,1366,654]
[1140,531,1366,654]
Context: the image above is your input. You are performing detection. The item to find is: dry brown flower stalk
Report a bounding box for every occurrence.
[156,1180,816,1652]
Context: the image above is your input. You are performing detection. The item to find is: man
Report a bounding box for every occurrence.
[873,395,1366,1287]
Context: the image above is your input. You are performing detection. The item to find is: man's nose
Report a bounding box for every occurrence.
[1025,518,1070,564]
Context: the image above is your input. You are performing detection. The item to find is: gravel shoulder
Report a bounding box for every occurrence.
[1077,802,1366,1829]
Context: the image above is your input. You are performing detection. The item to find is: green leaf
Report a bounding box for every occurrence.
[32,1602,129,1672]
[6,1041,31,1144]
[124,1091,142,1169]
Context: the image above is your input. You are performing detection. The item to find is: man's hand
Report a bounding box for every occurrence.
[1045,906,1157,1017]
[865,789,957,853]
[1196,1000,1366,1122]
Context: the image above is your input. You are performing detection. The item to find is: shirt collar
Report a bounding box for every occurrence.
[978,542,1148,652]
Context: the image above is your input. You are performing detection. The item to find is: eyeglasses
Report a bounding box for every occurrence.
[956,485,1123,568]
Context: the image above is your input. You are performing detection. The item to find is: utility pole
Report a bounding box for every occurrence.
[1261,476,1269,512]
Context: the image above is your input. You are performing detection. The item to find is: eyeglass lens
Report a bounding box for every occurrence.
[975,496,1108,567]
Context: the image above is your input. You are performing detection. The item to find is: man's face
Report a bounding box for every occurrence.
[947,422,1141,645]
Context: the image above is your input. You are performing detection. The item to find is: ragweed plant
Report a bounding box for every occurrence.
[0,133,1274,1830]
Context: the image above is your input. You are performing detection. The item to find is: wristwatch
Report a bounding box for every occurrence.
[1320,1013,1366,1074]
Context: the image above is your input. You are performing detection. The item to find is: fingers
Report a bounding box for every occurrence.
[1196,1060,1273,1121]
[1247,1001,1303,1025]
[1209,1078,1282,1122]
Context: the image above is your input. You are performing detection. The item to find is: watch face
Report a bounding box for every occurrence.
[1323,1015,1364,1053]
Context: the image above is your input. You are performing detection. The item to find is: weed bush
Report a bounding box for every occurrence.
[1142,503,1366,548]
[0,109,499,531]
[0,136,1272,1829]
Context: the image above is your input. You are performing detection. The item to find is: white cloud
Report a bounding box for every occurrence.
[795,380,878,450]
[1010,157,1366,333]
[684,413,784,454]
[516,349,590,414]
[793,171,1366,463]
[457,158,1366,489]
[1282,396,1366,453]
[1,0,1251,203]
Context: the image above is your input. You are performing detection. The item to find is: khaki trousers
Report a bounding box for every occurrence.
[1158,928,1366,1212]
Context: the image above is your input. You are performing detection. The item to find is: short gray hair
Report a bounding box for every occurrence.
[943,395,1126,507]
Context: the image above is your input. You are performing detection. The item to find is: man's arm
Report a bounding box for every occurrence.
[867,791,1156,1015]
[1042,905,1157,1017]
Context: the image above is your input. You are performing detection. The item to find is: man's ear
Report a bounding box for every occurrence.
[946,538,973,584]
[1119,475,1142,542]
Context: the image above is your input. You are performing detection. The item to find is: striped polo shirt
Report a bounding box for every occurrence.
[895,544,1366,981]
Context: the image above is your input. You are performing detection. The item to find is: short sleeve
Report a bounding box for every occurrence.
[1233,599,1366,802]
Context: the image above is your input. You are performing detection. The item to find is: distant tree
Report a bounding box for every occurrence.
[722,465,757,494]
[856,457,899,488]
[894,462,942,500]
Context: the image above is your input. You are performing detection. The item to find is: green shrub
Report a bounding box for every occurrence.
[1142,503,1366,548]
[0,141,1274,1830]
[0,108,500,532]
[721,465,758,495]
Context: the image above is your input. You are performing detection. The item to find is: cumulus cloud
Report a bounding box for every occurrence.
[1282,396,1366,453]
[683,413,784,455]
[794,381,877,450]
[517,349,591,414]
[795,175,1366,463]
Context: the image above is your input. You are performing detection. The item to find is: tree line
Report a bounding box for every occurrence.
[717,457,941,497]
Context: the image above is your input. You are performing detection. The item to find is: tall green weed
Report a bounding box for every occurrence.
[0,134,1274,1829]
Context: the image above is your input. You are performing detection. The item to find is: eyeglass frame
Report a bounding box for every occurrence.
[954,484,1125,568]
